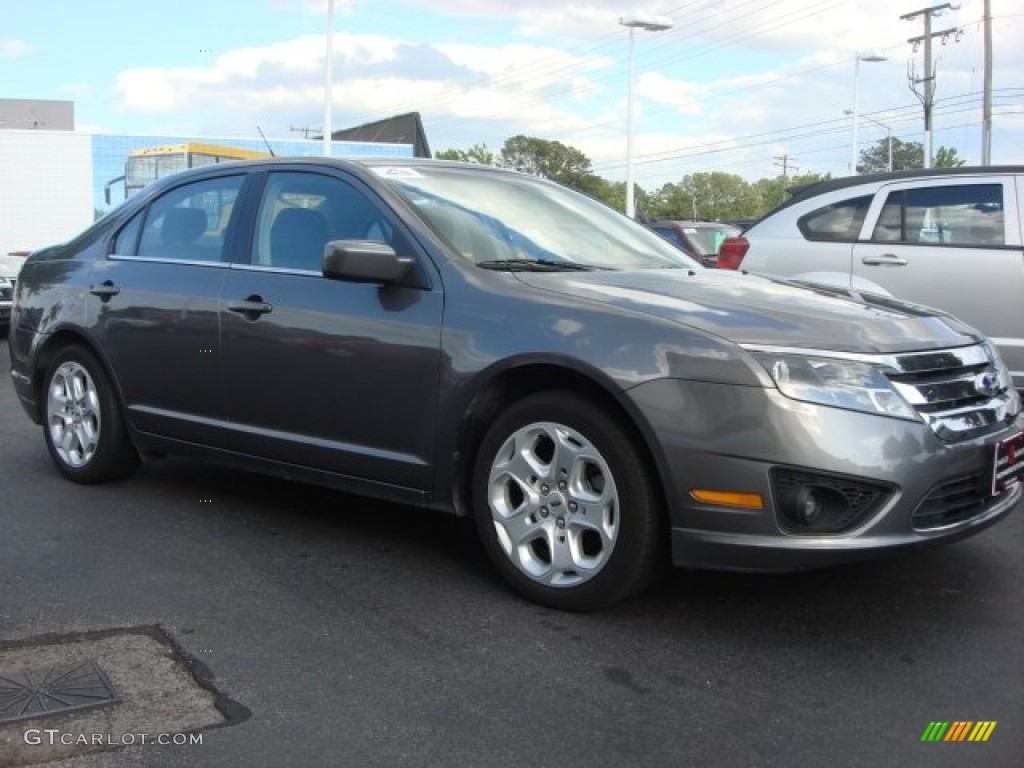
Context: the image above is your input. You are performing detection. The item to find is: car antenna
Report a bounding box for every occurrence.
[257,126,276,157]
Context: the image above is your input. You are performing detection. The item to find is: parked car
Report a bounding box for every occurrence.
[718,167,1024,389]
[0,253,28,332]
[647,220,741,267]
[721,218,755,231]
[0,276,12,331]
[9,158,1023,610]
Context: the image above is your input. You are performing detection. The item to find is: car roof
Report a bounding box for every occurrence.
[233,156,515,173]
[126,156,534,208]
[774,165,1024,216]
[648,220,738,228]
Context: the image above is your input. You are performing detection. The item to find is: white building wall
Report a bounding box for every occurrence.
[0,130,93,255]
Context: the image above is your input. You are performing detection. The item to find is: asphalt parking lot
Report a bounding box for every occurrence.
[1,337,1022,768]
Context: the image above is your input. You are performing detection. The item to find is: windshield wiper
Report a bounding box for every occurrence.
[476,259,598,272]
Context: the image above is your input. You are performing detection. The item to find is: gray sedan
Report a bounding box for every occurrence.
[8,158,1024,610]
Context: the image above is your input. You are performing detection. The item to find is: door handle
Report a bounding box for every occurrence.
[861,254,908,267]
[88,281,120,300]
[227,296,273,319]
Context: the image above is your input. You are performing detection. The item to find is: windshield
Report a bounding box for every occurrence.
[374,165,700,271]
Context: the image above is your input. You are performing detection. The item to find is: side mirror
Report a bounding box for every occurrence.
[322,240,414,284]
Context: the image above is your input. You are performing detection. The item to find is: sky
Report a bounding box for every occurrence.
[2,0,1022,189]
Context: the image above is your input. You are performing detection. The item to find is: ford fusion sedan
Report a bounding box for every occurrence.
[8,158,1024,611]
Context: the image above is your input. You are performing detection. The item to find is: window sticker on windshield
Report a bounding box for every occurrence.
[371,167,424,178]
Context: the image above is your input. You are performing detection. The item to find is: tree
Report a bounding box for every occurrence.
[434,144,497,165]
[753,172,830,215]
[435,137,623,210]
[934,146,966,168]
[858,137,923,173]
[575,176,627,211]
[859,138,966,173]
[646,182,695,220]
[498,135,597,190]
[647,173,760,221]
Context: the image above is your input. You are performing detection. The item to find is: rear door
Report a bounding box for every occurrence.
[743,193,873,286]
[87,171,246,442]
[852,175,1024,383]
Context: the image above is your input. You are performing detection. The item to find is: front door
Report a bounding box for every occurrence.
[219,169,444,491]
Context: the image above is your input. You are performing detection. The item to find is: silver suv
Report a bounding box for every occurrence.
[718,167,1024,388]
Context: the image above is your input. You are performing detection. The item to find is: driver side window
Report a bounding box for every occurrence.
[253,172,397,272]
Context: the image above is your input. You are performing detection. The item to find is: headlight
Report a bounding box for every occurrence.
[751,351,919,421]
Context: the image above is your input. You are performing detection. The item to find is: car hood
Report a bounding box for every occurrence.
[515,268,977,355]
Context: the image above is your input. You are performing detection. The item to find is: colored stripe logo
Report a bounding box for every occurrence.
[921,721,997,742]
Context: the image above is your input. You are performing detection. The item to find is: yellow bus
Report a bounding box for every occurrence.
[105,142,270,204]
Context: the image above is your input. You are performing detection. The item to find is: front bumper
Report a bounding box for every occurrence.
[628,378,1023,572]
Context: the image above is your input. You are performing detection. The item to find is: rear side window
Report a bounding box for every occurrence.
[133,175,243,262]
[797,195,872,241]
[870,184,1005,246]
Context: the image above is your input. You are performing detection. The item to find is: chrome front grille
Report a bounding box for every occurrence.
[887,344,1020,442]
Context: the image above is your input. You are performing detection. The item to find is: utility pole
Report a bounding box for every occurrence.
[773,155,799,178]
[901,3,961,169]
[290,125,322,140]
[981,0,993,164]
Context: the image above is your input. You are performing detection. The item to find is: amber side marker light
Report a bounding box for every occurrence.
[690,489,764,509]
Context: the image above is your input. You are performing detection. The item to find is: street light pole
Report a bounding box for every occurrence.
[323,0,334,157]
[845,109,893,172]
[850,51,887,175]
[620,12,672,218]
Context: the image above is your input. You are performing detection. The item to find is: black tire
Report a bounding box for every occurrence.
[42,345,140,483]
[472,390,664,611]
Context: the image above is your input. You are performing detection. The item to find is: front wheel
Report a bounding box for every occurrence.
[472,391,664,611]
[42,346,139,483]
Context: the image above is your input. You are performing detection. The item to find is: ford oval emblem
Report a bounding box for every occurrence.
[974,372,1000,398]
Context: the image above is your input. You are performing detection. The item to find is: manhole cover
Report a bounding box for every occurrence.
[0,626,248,767]
[0,659,119,724]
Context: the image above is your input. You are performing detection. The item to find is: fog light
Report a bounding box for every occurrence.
[793,486,844,526]
[772,469,893,534]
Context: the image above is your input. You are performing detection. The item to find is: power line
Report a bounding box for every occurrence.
[590,92,1020,176]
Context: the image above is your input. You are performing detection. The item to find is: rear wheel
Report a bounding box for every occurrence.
[472,391,663,611]
[43,346,139,483]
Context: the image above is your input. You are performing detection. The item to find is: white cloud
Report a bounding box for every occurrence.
[113,30,615,139]
[105,0,1024,182]
[1,39,32,57]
